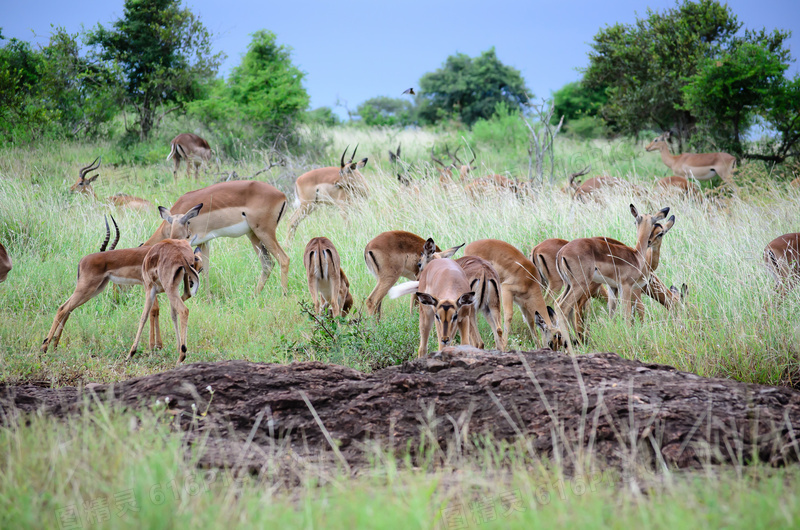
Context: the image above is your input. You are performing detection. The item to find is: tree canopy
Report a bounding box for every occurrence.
[356,97,413,127]
[417,48,532,127]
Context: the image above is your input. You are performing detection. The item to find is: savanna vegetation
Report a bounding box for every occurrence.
[2,0,800,527]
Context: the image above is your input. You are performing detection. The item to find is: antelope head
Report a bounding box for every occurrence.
[534,306,564,351]
[416,290,476,348]
[338,144,369,193]
[567,166,591,191]
[70,157,101,196]
[158,203,204,241]
[645,131,671,152]
[449,145,476,179]
[417,237,465,273]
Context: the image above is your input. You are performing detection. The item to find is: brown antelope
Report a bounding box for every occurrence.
[127,239,203,365]
[431,145,474,184]
[41,217,164,353]
[654,176,701,198]
[144,180,290,295]
[0,243,11,282]
[556,205,674,340]
[364,231,438,319]
[455,256,506,350]
[286,146,369,240]
[303,237,353,317]
[463,239,564,350]
[764,233,800,304]
[570,171,628,201]
[388,258,476,357]
[70,157,154,211]
[645,132,736,188]
[465,174,521,198]
[168,133,212,182]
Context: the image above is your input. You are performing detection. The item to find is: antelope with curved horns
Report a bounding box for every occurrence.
[388,258,476,357]
[144,180,290,295]
[764,233,800,304]
[286,145,369,240]
[567,166,629,201]
[556,205,675,340]
[167,133,212,182]
[364,231,452,320]
[463,239,564,351]
[303,236,353,317]
[70,157,154,211]
[41,216,166,353]
[127,239,203,365]
[645,131,736,189]
[0,243,11,283]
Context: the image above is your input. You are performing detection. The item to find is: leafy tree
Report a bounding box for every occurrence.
[552,81,607,122]
[189,30,308,142]
[86,0,222,140]
[356,97,413,127]
[417,48,532,126]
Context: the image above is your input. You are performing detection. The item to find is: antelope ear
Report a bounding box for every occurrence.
[440,243,465,259]
[659,215,676,235]
[656,206,670,220]
[423,238,436,258]
[546,305,558,325]
[86,174,99,184]
[630,204,639,218]
[416,292,437,307]
[457,291,475,308]
[681,283,689,299]
[534,311,546,331]
[194,246,202,256]
[181,203,203,224]
[356,157,368,169]
[158,206,173,222]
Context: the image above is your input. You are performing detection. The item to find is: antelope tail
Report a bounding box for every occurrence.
[389,281,420,299]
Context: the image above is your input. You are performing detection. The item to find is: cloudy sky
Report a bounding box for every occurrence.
[4,0,798,118]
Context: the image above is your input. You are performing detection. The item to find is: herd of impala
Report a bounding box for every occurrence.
[1,131,798,365]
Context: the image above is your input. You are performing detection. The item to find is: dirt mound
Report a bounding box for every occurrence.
[3,347,800,471]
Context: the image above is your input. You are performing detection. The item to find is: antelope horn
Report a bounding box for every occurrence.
[569,166,591,186]
[430,147,445,167]
[468,147,476,166]
[100,215,111,252]
[348,144,359,164]
[79,156,101,180]
[340,145,350,168]
[108,215,120,251]
[451,145,463,166]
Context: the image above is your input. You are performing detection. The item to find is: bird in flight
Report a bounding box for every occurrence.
[402,88,416,95]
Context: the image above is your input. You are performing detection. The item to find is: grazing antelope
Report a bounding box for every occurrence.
[556,205,674,340]
[0,243,11,282]
[465,174,522,198]
[764,233,800,304]
[127,239,203,365]
[364,231,439,319]
[645,132,736,188]
[463,239,564,350]
[303,237,353,317]
[286,145,369,240]
[41,217,164,353]
[431,145,474,184]
[168,133,212,182]
[654,176,701,198]
[144,180,290,295]
[571,174,628,201]
[388,258,476,357]
[70,157,154,211]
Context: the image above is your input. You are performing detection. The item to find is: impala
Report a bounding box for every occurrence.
[127,239,203,365]
[388,258,476,357]
[144,180,290,295]
[70,157,154,211]
[168,133,212,182]
[645,132,736,188]
[570,170,628,201]
[431,145,474,184]
[286,145,369,240]
[465,174,522,198]
[654,176,701,197]
[556,205,674,340]
[0,243,11,282]
[463,239,564,350]
[364,230,445,319]
[764,232,800,303]
[303,236,353,317]
[41,217,164,353]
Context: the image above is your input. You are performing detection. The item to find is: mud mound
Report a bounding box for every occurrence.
[3,347,800,470]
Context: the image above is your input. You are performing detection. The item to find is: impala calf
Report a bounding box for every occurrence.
[464,239,564,350]
[145,180,290,295]
[128,239,202,365]
[168,133,212,182]
[287,145,369,240]
[0,243,11,282]
[303,237,353,317]
[388,258,476,357]
[645,132,736,188]
[764,233,800,304]
[41,218,164,353]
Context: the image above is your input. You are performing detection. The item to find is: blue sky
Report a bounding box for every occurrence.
[3,0,799,118]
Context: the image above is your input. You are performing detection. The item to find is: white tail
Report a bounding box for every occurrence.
[389,281,419,299]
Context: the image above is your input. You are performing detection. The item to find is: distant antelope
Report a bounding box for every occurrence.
[168,133,212,182]
[654,176,701,198]
[567,166,628,201]
[645,131,736,188]
[287,145,369,240]
[389,258,476,357]
[70,157,154,210]
[0,243,11,282]
[764,233,800,304]
[127,239,203,365]
[303,237,353,317]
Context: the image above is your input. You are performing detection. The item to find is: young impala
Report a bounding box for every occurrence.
[168,133,212,182]
[127,239,203,365]
[645,131,736,189]
[303,236,353,317]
